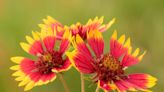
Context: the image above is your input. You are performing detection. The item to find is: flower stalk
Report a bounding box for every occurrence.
[95,86,99,92]
[58,73,70,92]
[81,73,85,92]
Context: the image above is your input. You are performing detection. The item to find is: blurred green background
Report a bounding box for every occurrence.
[0,0,164,92]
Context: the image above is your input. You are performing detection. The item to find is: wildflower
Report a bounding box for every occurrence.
[40,16,115,40]
[69,16,115,40]
[67,30,157,92]
[10,28,72,91]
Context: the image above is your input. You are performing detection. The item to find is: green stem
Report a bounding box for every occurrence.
[58,74,70,92]
[81,73,85,92]
[95,86,100,92]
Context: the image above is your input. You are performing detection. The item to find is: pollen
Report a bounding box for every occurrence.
[43,53,52,62]
[34,50,64,74]
[97,53,125,82]
[101,54,119,71]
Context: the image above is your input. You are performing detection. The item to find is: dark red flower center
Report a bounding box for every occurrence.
[34,50,64,74]
[96,53,125,83]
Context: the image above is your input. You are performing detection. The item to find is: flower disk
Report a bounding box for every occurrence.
[97,54,125,83]
[34,51,64,74]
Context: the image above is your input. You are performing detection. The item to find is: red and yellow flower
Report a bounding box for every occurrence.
[69,16,115,40]
[39,16,115,40]
[67,30,157,92]
[10,28,72,91]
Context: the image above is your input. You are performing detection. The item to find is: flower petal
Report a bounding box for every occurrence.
[87,30,104,58]
[115,73,157,92]
[85,16,103,30]
[59,28,72,54]
[110,30,130,59]
[24,81,35,91]
[127,73,157,89]
[99,18,115,32]
[85,16,115,33]
[121,48,146,67]
[115,80,129,92]
[11,56,24,64]
[72,34,92,59]
[99,80,111,91]
[66,50,95,74]
[39,16,64,39]
[40,29,56,51]
[20,31,44,56]
[10,65,20,70]
[52,58,72,73]
[98,80,117,92]
[85,16,106,32]
[39,73,56,83]
[67,34,95,73]
[70,23,84,36]
[43,36,56,51]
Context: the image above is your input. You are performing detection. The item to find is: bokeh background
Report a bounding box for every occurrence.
[0,0,164,92]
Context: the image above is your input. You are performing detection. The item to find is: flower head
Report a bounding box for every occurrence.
[69,16,115,40]
[67,30,157,92]
[40,16,115,40]
[10,28,72,91]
